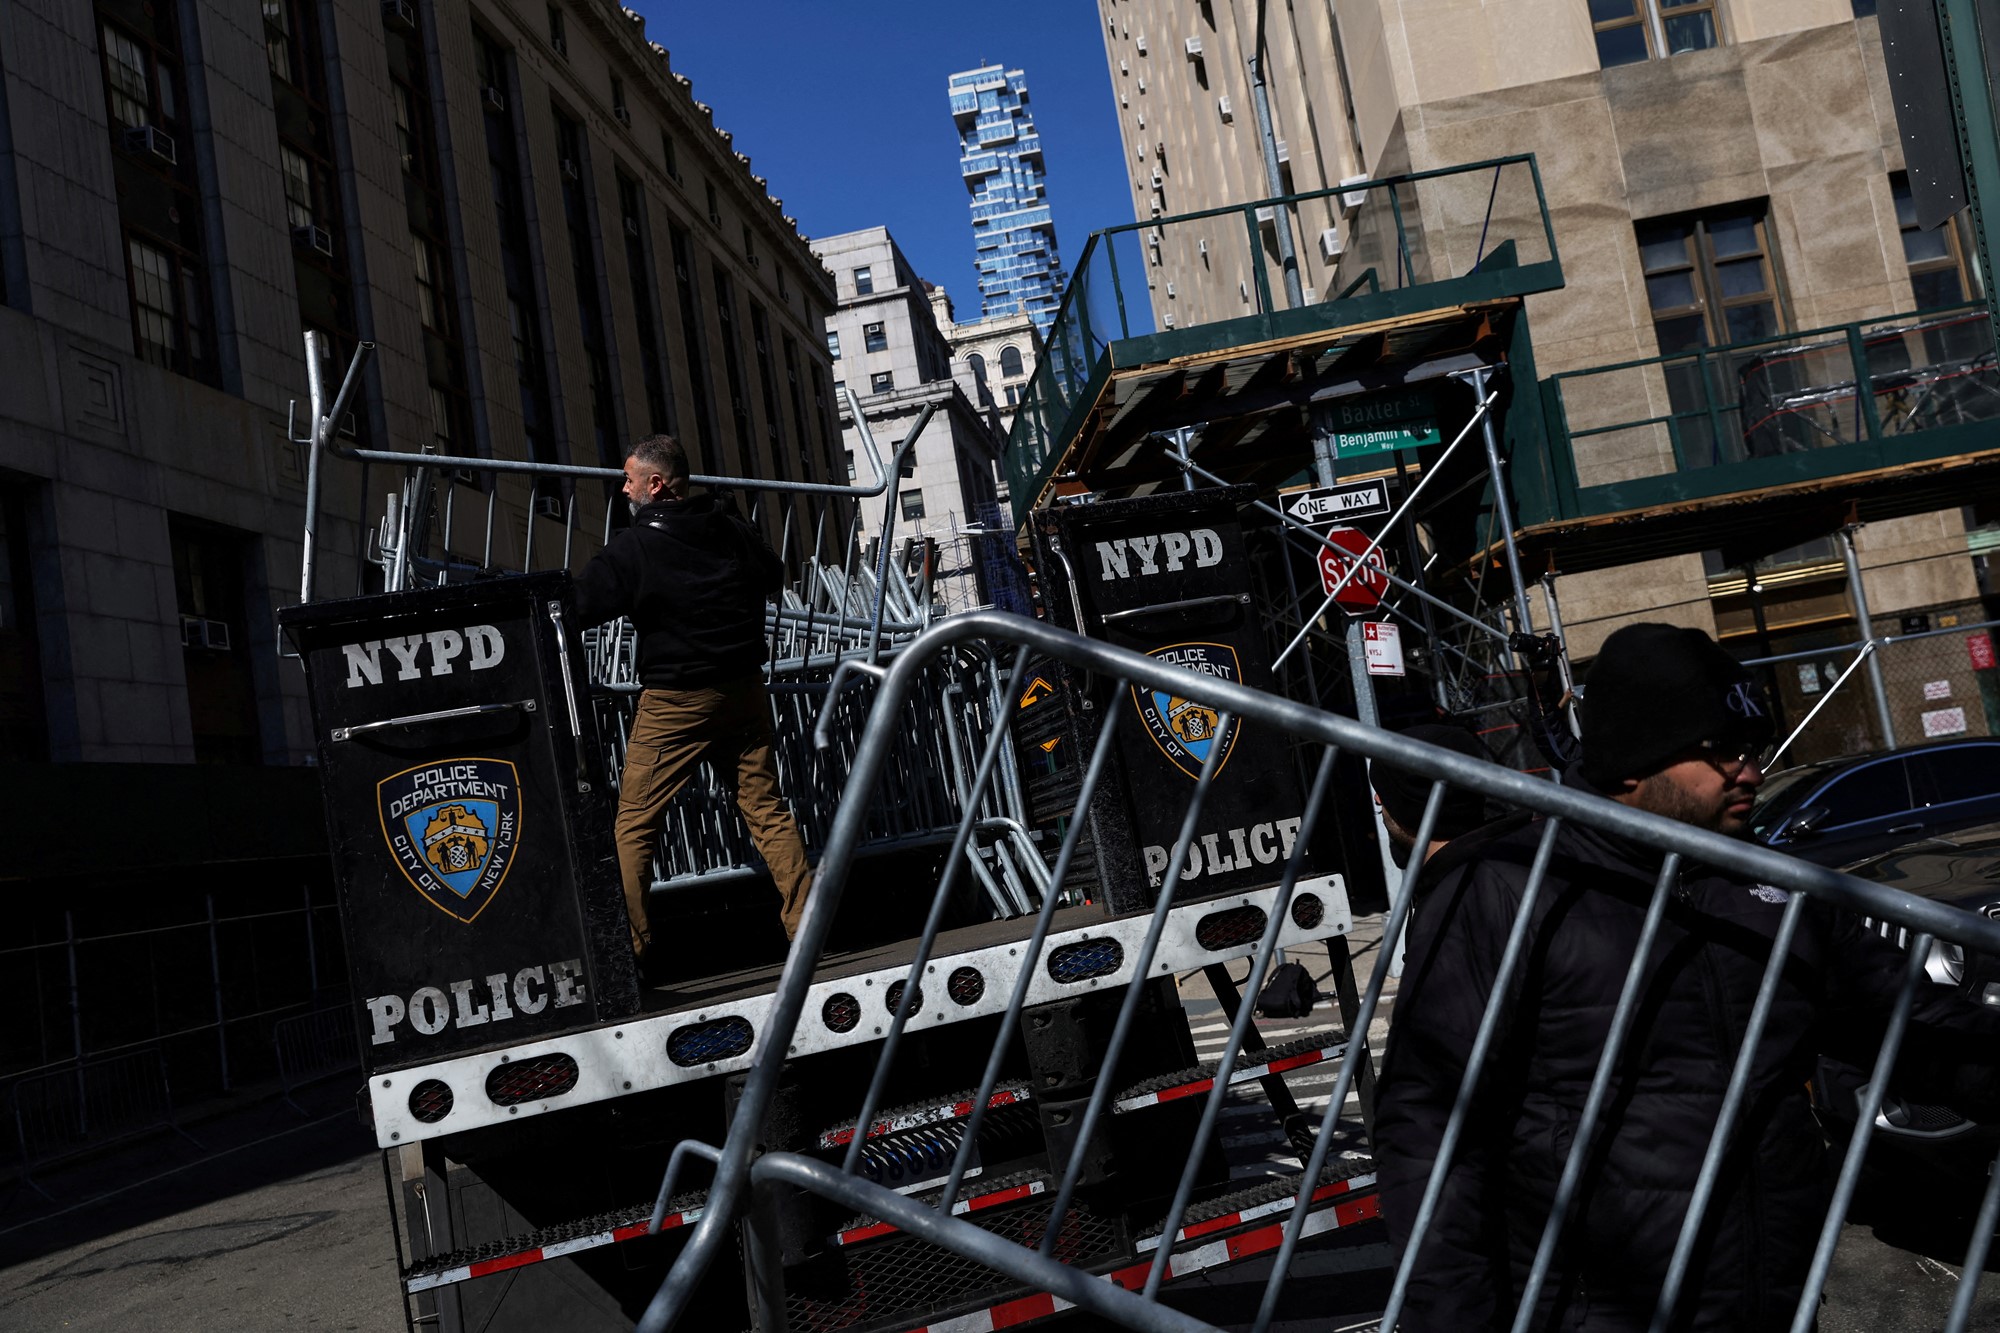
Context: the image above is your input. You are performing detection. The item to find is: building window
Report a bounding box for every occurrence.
[870,370,895,393]
[1005,384,1019,405]
[1592,0,1720,68]
[0,484,47,761]
[900,488,925,520]
[750,303,786,478]
[827,330,841,359]
[1637,205,1786,463]
[713,264,755,468]
[863,321,887,353]
[101,24,157,130]
[610,76,626,122]
[704,179,721,226]
[619,171,674,434]
[669,223,717,453]
[661,131,681,182]
[388,10,471,458]
[1851,0,1876,14]
[553,106,619,465]
[742,224,756,265]
[128,235,205,373]
[1636,205,1780,352]
[844,449,856,480]
[999,344,1024,377]
[280,144,316,229]
[412,237,445,332]
[1892,173,1975,309]
[854,265,874,296]
[967,352,987,383]
[99,2,216,386]
[476,28,558,466]
[170,516,263,765]
[784,335,814,477]
[547,3,567,56]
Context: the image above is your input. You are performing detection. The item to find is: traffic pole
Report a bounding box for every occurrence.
[1309,410,1408,979]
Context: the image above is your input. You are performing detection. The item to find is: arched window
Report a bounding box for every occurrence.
[999,345,1024,378]
[966,352,987,384]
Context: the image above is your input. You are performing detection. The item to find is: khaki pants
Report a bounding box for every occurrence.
[615,680,812,955]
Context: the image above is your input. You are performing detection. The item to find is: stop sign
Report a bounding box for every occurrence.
[1317,526,1388,609]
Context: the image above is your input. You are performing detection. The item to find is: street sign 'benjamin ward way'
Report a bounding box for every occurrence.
[1320,387,1441,460]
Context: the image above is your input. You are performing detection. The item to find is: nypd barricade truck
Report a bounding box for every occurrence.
[278,487,1380,1332]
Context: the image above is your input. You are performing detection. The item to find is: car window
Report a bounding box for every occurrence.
[1910,744,2000,807]
[1750,765,1839,838]
[1810,758,1913,829]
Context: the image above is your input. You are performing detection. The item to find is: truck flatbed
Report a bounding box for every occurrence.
[367,875,1348,1150]
[638,903,1108,1012]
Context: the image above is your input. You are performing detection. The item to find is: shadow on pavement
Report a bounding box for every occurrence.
[0,1076,377,1272]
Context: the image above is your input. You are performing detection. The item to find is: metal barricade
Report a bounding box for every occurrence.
[633,610,2000,1333]
[8,1046,200,1200]
[272,997,360,1115]
[289,334,1041,918]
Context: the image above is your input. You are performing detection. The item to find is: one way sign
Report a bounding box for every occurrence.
[1278,479,1393,526]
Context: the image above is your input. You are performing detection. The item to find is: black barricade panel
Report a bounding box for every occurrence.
[279,573,638,1071]
[1035,488,1313,912]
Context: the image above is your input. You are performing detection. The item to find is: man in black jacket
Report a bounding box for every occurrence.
[573,435,812,964]
[1374,623,1998,1331]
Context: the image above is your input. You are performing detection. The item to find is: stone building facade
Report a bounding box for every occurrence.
[1099,0,1995,675]
[813,226,1007,612]
[0,0,841,773]
[930,285,1039,448]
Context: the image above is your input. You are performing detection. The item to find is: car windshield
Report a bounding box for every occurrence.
[1749,763,1835,838]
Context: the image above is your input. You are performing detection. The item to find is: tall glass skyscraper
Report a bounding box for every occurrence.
[949,65,1067,334]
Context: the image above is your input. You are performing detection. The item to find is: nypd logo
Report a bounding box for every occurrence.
[378,758,521,923]
[1132,642,1241,780]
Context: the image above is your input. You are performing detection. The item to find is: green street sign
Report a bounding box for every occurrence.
[1322,387,1435,432]
[1333,420,1440,459]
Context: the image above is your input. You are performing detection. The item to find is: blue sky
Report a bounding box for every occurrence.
[630,1,1135,318]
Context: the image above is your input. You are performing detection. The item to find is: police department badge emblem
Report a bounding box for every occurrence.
[1132,642,1241,780]
[377,758,522,922]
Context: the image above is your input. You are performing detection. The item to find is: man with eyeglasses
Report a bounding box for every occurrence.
[1374,623,2000,1332]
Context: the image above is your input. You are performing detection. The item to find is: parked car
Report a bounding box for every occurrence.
[1808,819,2000,1193]
[1749,736,2000,867]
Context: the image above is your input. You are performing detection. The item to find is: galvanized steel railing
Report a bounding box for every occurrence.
[289,337,1044,912]
[636,610,2000,1333]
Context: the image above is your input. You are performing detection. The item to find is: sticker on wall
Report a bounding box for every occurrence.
[1797,664,1821,696]
[1922,707,1969,739]
[1132,642,1241,780]
[377,758,522,923]
[1924,679,1953,701]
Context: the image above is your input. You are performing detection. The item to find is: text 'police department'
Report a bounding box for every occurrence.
[342,624,505,688]
[386,762,514,821]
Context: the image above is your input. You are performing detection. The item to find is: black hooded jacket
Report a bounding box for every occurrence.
[572,495,782,688]
[1374,775,2000,1332]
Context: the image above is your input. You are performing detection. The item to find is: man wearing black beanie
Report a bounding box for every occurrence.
[1580,622,1776,837]
[1373,623,2000,1332]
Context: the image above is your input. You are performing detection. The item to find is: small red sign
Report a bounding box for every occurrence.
[1317,527,1389,610]
[1971,631,1997,672]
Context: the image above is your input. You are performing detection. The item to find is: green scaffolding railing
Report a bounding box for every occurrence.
[1002,154,1564,525]
[1526,304,2000,525]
